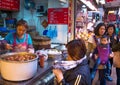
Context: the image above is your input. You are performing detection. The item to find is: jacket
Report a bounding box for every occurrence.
[59,59,91,85]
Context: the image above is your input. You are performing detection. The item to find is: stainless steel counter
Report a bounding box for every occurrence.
[0,60,54,85]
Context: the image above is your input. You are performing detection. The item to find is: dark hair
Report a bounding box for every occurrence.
[66,39,87,60]
[16,19,28,29]
[94,22,106,36]
[106,23,116,35]
[101,35,109,41]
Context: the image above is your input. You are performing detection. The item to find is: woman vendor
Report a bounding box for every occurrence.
[4,19,34,53]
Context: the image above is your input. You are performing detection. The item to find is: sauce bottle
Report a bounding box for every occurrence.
[39,55,44,68]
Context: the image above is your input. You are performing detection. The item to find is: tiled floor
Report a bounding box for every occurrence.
[92,66,117,85]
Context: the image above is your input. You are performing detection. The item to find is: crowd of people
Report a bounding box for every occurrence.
[53,21,120,85]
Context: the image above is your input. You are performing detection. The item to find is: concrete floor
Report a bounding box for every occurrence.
[92,66,117,85]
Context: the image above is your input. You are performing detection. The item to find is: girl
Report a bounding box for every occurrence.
[53,39,91,85]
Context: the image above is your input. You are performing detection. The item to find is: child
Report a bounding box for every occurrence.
[91,35,113,83]
[53,39,91,85]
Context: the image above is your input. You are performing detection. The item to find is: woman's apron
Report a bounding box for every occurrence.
[12,33,28,52]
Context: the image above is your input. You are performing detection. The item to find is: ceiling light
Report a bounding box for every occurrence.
[118,8,120,15]
[108,11,115,14]
[80,0,97,11]
[82,5,86,8]
[96,0,99,4]
[99,0,105,4]
[59,0,67,3]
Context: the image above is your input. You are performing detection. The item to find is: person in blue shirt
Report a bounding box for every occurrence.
[4,19,34,53]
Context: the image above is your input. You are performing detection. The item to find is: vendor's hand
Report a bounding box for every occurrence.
[15,44,26,50]
[53,69,63,83]
[16,44,22,48]
[5,44,13,50]
[27,48,34,53]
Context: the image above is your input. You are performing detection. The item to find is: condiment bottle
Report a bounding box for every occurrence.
[39,55,44,68]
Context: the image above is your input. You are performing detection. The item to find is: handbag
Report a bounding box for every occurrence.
[113,51,120,68]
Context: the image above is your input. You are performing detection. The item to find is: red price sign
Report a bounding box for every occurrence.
[48,8,68,24]
[107,13,116,21]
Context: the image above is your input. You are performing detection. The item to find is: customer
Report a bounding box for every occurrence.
[91,35,113,82]
[114,23,119,35]
[106,23,118,49]
[106,23,118,75]
[86,22,112,85]
[87,21,106,72]
[4,19,34,53]
[112,30,120,85]
[53,39,91,85]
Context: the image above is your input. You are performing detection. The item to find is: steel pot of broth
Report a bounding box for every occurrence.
[0,52,38,81]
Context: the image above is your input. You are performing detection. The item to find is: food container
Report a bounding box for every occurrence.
[39,55,44,68]
[35,49,48,61]
[0,52,38,81]
[54,44,67,51]
[47,49,62,60]
[48,53,62,60]
[32,36,51,50]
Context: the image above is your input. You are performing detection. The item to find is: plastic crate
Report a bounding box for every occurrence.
[0,27,8,32]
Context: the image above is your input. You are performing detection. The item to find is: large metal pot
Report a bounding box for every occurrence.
[0,52,38,81]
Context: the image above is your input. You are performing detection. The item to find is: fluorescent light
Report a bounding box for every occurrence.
[99,0,105,4]
[96,0,99,4]
[59,0,67,3]
[80,0,97,11]
[118,8,120,15]
[82,5,86,8]
[108,11,115,14]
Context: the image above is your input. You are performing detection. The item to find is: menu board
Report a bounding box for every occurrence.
[48,8,68,24]
[0,0,19,11]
